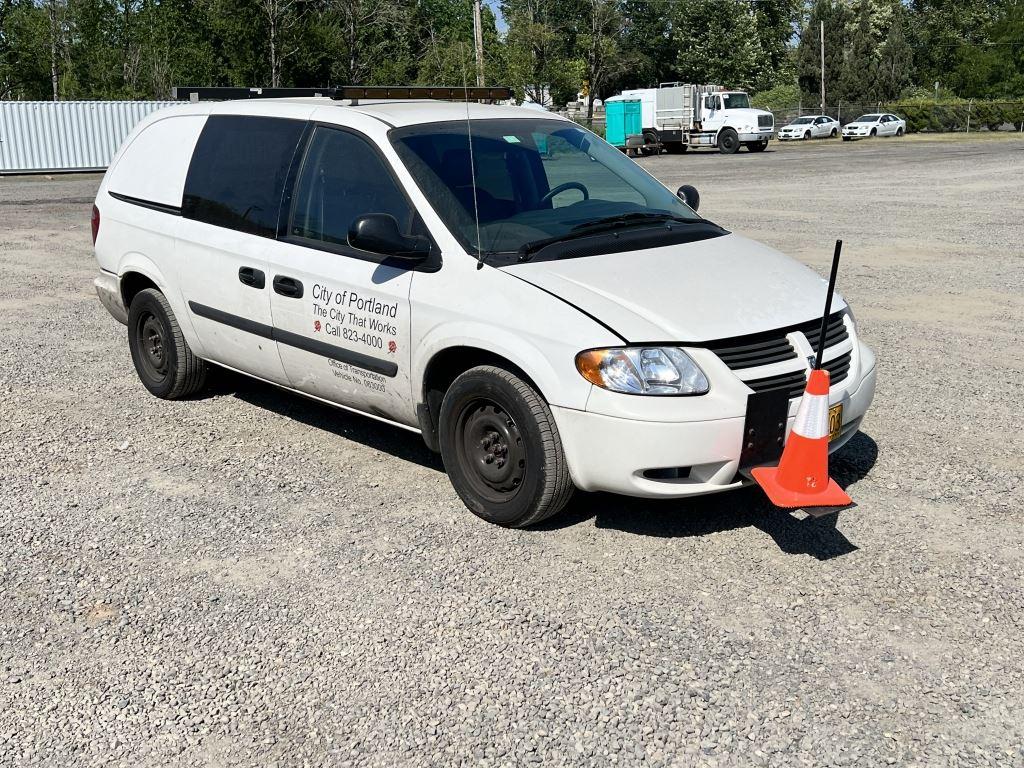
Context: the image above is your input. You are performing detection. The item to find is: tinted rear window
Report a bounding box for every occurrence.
[182,115,305,237]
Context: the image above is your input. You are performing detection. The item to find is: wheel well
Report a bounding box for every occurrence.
[120,272,159,309]
[418,346,543,453]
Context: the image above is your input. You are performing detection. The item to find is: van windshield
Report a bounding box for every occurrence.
[390,118,709,260]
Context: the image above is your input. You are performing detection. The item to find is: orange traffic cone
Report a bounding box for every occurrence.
[751,368,852,509]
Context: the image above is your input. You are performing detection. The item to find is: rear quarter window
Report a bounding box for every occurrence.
[182,115,305,238]
[106,114,207,208]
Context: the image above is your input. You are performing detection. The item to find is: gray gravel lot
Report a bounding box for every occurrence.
[1,135,1022,767]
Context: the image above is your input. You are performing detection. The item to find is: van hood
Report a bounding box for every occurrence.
[503,233,844,343]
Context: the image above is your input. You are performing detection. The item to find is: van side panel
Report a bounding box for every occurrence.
[95,114,209,354]
[105,115,207,208]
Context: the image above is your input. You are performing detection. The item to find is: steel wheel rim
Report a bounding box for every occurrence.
[456,399,526,504]
[137,311,170,382]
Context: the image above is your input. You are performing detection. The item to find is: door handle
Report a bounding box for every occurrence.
[273,275,304,298]
[238,266,265,289]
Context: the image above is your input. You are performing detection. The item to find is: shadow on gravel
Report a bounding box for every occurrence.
[205,368,445,473]
[539,433,879,561]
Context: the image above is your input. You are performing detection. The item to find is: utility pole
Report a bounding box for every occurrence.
[819,20,825,114]
[472,0,485,88]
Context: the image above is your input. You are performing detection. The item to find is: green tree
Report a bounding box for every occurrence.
[751,0,801,91]
[796,0,853,107]
[874,4,913,100]
[674,0,766,89]
[501,0,578,105]
[838,0,877,102]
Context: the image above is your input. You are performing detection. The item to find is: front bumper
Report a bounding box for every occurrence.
[95,270,128,325]
[738,128,774,143]
[551,343,876,499]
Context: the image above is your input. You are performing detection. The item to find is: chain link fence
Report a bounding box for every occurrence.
[768,101,1024,133]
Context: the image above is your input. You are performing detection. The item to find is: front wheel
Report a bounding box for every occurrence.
[439,366,574,528]
[717,128,740,154]
[127,288,207,399]
[870,128,877,137]
[804,130,811,140]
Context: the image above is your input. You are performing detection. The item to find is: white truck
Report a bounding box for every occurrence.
[606,83,775,155]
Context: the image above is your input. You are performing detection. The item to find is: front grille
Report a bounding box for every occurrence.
[745,369,808,399]
[758,115,774,128]
[704,329,796,371]
[794,312,849,353]
[823,351,852,383]
[703,311,853,401]
[745,352,852,400]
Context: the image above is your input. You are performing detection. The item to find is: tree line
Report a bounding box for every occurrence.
[1,0,1022,109]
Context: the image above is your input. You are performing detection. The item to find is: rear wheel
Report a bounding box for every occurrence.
[830,128,838,137]
[745,141,767,152]
[128,288,207,399]
[665,142,688,154]
[717,128,740,154]
[896,127,904,137]
[439,366,574,528]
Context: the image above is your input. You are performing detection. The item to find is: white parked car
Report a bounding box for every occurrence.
[92,88,876,528]
[842,113,906,140]
[777,115,839,141]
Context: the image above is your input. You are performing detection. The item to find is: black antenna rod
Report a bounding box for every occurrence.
[815,239,843,370]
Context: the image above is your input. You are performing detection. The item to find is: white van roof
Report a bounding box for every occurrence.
[157,98,569,129]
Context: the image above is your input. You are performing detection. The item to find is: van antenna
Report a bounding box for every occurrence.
[460,43,485,270]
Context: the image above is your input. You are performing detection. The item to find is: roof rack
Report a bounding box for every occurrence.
[172,86,513,104]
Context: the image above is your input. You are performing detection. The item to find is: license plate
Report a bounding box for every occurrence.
[828,403,843,443]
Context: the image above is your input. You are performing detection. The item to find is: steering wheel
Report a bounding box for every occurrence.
[540,181,589,206]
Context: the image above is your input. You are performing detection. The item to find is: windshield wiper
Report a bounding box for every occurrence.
[517,212,701,261]
[569,212,694,231]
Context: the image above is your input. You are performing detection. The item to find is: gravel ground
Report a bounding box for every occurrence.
[1,135,1022,767]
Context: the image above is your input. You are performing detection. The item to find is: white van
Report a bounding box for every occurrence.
[92,90,876,528]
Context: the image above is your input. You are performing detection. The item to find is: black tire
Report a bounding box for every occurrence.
[665,142,688,154]
[642,131,660,154]
[439,366,574,528]
[803,130,811,140]
[896,127,904,137]
[870,128,877,137]
[717,128,740,154]
[127,288,207,399]
[843,136,852,141]
[746,141,767,152]
[830,128,838,137]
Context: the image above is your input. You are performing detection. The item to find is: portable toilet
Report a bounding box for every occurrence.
[605,97,643,149]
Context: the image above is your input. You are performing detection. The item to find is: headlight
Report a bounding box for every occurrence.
[575,347,710,396]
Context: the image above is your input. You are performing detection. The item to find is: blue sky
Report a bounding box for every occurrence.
[485,0,508,33]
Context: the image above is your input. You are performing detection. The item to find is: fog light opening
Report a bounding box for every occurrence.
[642,466,692,481]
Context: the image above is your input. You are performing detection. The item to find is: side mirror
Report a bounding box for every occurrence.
[348,213,430,263]
[676,184,700,212]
